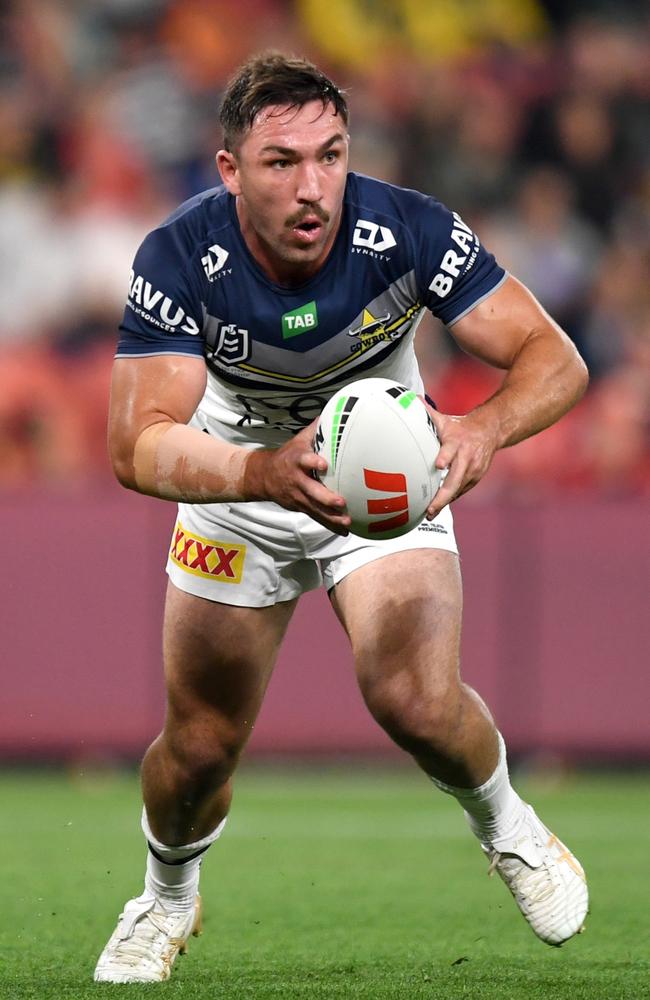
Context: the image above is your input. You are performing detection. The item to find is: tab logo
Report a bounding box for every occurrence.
[352,220,397,253]
[201,244,230,281]
[281,300,318,339]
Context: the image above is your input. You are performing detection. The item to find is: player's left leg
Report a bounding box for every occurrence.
[330,548,588,946]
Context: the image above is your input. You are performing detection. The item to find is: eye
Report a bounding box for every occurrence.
[323,150,339,163]
[270,158,291,169]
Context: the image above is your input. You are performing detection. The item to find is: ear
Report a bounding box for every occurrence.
[216,150,241,195]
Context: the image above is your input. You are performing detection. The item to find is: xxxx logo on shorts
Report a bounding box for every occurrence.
[170,522,245,584]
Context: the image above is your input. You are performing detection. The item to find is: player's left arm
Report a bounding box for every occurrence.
[426,274,589,517]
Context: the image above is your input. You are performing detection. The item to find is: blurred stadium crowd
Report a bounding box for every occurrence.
[1,0,648,496]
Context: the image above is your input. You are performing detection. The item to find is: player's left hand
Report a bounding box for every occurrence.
[424,408,500,518]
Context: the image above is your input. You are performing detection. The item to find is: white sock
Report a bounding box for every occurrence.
[141,809,227,911]
[429,732,526,844]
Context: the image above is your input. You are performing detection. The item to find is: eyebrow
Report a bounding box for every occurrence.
[259,133,346,157]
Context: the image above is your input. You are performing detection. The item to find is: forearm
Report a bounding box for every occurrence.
[470,326,589,450]
[128,421,266,503]
[118,418,349,534]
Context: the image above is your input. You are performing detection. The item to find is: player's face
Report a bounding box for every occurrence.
[217,100,349,284]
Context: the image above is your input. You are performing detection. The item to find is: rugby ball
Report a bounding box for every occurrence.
[314,378,441,539]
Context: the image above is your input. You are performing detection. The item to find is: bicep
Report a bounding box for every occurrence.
[448,275,566,369]
[108,355,207,461]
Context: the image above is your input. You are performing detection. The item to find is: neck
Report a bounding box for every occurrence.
[235,199,342,287]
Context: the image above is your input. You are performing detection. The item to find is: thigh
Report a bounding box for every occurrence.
[330,549,463,693]
[163,580,297,737]
[317,503,457,592]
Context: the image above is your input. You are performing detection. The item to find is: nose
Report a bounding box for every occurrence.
[295,161,322,204]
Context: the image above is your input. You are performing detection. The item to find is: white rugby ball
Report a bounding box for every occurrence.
[314,377,441,539]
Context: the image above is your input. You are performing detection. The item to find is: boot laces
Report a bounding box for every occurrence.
[488,851,556,905]
[112,903,188,968]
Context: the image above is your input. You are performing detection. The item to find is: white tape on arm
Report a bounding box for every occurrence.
[132,421,263,503]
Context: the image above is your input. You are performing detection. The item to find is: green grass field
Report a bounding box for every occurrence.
[1,764,648,999]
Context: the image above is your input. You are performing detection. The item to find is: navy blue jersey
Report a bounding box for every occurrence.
[117,172,506,445]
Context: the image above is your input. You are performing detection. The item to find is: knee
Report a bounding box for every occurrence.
[359,669,464,754]
[164,713,247,791]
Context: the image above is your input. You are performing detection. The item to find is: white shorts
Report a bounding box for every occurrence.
[166,500,458,607]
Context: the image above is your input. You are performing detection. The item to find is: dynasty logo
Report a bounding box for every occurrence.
[201,243,231,282]
[352,219,396,258]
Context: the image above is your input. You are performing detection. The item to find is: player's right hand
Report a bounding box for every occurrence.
[242,421,351,535]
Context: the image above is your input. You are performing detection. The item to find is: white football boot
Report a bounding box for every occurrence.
[93,892,202,982]
[476,803,588,945]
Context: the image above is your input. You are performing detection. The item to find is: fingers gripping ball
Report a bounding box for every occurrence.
[314,378,441,539]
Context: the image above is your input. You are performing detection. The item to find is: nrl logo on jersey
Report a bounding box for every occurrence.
[351,219,396,260]
[205,319,250,366]
[201,244,232,282]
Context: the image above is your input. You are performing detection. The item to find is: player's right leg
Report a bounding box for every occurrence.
[94,581,296,983]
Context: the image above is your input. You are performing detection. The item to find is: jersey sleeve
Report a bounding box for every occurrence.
[116,225,205,358]
[415,198,507,326]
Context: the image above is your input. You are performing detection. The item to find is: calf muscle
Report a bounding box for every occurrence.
[142,582,296,845]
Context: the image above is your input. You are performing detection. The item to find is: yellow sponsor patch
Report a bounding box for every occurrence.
[169,521,245,584]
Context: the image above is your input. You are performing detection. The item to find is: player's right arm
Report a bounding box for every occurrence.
[108,354,350,533]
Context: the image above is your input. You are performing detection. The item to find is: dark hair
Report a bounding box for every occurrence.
[219,52,349,152]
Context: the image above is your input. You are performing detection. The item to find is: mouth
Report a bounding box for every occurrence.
[295,219,321,232]
[285,206,330,247]
[291,217,325,243]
